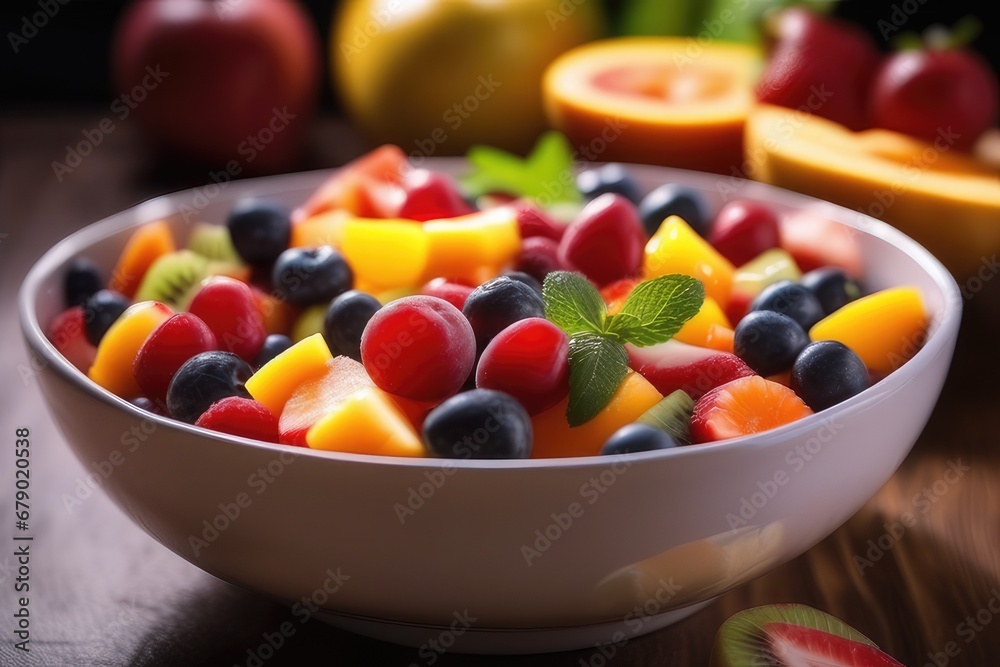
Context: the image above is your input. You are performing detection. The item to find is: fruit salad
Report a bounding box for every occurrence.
[47,134,930,459]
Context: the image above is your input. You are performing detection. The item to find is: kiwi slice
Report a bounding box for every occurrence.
[710,603,900,666]
[636,389,694,445]
[134,250,210,310]
[188,223,242,264]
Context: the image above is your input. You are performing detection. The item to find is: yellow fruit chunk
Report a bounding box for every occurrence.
[88,301,173,399]
[422,207,521,284]
[809,287,928,374]
[290,210,350,248]
[745,104,1000,277]
[703,324,735,354]
[644,216,734,306]
[341,218,429,291]
[674,296,730,348]
[306,387,425,457]
[246,333,333,416]
[532,371,662,458]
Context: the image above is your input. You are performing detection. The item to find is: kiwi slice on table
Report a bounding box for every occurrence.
[710,604,903,666]
[636,389,694,445]
[187,223,242,264]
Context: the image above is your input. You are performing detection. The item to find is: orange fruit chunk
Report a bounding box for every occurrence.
[245,333,333,417]
[690,376,812,443]
[109,220,176,298]
[306,387,425,457]
[88,301,173,399]
[531,371,662,458]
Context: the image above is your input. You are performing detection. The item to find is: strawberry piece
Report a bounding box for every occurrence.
[194,396,279,443]
[765,622,904,666]
[512,200,566,241]
[398,169,473,222]
[189,276,266,363]
[780,210,862,277]
[278,356,374,447]
[558,193,645,287]
[690,375,813,443]
[47,306,97,372]
[627,339,756,400]
[293,145,409,221]
[133,313,218,403]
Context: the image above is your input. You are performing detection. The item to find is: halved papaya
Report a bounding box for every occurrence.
[745,104,1000,277]
[543,38,760,175]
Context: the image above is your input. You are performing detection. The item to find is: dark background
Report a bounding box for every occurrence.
[2,0,998,112]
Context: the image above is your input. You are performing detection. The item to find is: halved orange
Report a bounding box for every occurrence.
[543,38,760,174]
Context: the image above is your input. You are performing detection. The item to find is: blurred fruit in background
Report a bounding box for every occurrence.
[113,0,320,170]
[542,38,760,174]
[331,0,603,156]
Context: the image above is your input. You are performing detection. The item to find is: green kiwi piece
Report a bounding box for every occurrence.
[134,250,211,310]
[636,389,694,445]
[710,603,880,666]
[188,223,242,264]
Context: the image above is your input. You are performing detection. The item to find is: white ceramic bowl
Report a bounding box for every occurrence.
[19,162,961,654]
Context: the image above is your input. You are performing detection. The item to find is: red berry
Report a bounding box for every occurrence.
[627,339,756,400]
[514,236,564,284]
[360,295,476,401]
[558,193,645,287]
[512,200,566,240]
[398,169,473,222]
[133,313,218,403]
[421,277,475,311]
[47,306,97,372]
[194,396,279,443]
[476,318,570,415]
[189,276,266,362]
[869,48,999,151]
[708,200,781,267]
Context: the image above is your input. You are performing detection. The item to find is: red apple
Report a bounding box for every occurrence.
[112,0,320,170]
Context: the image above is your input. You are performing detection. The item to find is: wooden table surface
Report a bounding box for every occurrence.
[2,115,998,667]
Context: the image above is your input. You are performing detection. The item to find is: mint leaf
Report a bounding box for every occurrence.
[543,271,607,337]
[460,131,581,203]
[566,334,629,427]
[606,274,704,346]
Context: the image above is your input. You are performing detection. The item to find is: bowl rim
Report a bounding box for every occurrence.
[19,159,962,471]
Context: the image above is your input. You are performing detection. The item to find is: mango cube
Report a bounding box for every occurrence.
[246,333,333,416]
[644,216,734,306]
[306,386,425,457]
[88,301,173,399]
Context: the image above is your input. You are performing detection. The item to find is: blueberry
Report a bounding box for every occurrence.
[166,351,253,424]
[734,310,810,376]
[81,289,131,346]
[750,280,825,330]
[576,164,642,204]
[323,290,381,361]
[272,246,353,307]
[253,334,293,369]
[600,423,678,456]
[462,276,545,353]
[64,258,103,308]
[801,267,861,316]
[791,341,869,412]
[226,199,291,266]
[639,183,712,237]
[501,270,543,297]
[422,389,532,459]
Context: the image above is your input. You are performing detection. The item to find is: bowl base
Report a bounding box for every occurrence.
[312,599,716,654]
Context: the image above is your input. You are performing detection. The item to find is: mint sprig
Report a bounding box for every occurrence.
[461,131,582,204]
[542,271,704,426]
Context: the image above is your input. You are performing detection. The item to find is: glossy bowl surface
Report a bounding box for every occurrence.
[19,161,961,653]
